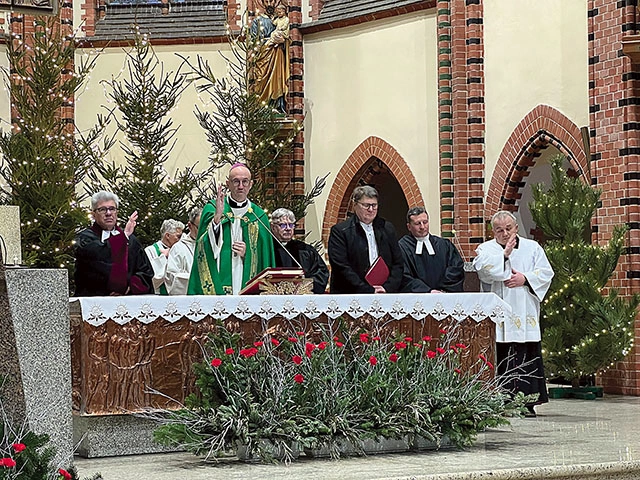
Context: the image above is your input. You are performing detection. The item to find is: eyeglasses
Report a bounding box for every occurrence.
[94,206,117,214]
[230,178,251,187]
[357,202,378,210]
[274,223,295,229]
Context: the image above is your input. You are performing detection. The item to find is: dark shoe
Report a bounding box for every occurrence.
[524,405,537,417]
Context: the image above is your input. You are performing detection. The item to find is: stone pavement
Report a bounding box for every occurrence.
[75,394,640,480]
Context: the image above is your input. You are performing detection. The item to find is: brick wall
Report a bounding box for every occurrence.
[589,0,640,394]
[436,0,485,261]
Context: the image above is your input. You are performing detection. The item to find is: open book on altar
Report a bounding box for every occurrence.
[239,267,306,295]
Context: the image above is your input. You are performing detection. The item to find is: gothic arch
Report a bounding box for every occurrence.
[485,105,589,217]
[321,136,424,244]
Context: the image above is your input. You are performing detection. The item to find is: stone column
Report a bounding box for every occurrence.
[2,268,73,466]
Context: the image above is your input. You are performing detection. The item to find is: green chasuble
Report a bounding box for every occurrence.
[188,198,275,295]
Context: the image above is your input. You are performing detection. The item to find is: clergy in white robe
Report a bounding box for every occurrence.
[144,219,184,295]
[164,208,201,295]
[473,211,554,413]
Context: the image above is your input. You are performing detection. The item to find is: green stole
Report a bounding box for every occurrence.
[152,242,169,295]
[188,198,275,295]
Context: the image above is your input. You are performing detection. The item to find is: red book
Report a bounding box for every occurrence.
[365,256,389,287]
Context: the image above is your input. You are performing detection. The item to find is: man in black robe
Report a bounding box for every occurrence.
[328,186,404,294]
[399,207,464,293]
[270,208,329,294]
[74,191,153,297]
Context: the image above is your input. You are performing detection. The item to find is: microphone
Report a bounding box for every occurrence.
[251,207,305,271]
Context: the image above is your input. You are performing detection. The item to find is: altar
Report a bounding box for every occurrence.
[70,293,510,416]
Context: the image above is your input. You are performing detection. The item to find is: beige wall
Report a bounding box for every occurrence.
[75,43,232,205]
[484,0,589,186]
[303,10,439,242]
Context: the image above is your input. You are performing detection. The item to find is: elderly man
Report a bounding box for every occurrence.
[188,164,275,295]
[399,207,464,293]
[164,207,201,295]
[473,210,554,416]
[328,185,404,294]
[145,219,185,295]
[270,208,329,294]
[74,191,153,296]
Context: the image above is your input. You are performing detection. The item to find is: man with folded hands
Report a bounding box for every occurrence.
[327,186,403,294]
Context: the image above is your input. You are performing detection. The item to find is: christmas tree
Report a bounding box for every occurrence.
[530,155,639,386]
[179,8,327,221]
[0,17,106,275]
[87,28,216,247]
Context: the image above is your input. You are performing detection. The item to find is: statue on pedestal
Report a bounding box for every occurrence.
[249,0,291,114]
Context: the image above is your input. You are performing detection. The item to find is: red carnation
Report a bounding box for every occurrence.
[372,336,381,341]
[254,341,264,347]
[486,361,495,370]
[0,457,17,468]
[404,336,413,342]
[456,343,467,349]
[478,353,487,362]
[292,355,303,365]
[436,347,446,355]
[414,343,422,348]
[270,338,280,346]
[225,348,234,355]
[454,368,462,375]
[389,353,399,363]
[305,342,316,358]
[426,350,436,359]
[369,355,378,366]
[240,347,258,358]
[296,331,305,336]
[439,328,447,334]
[288,336,298,343]
[422,335,432,342]
[210,358,222,368]
[59,468,72,480]
[317,341,328,350]
[394,341,407,350]
[11,443,26,453]
[335,341,344,348]
[294,373,304,384]
[359,333,370,343]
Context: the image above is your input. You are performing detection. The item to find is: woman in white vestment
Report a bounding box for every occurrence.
[473,211,554,416]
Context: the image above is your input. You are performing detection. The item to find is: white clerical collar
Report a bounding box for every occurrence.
[228,195,248,209]
[101,229,120,242]
[415,234,435,255]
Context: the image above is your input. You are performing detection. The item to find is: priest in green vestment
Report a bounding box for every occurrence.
[188,164,275,295]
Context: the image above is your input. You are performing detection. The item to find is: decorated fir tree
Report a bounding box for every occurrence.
[179,9,326,220]
[0,17,106,273]
[87,29,216,247]
[530,155,639,386]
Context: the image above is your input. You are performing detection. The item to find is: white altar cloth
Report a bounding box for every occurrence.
[70,293,511,327]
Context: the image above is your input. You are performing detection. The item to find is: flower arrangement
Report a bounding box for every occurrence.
[154,321,524,463]
[0,398,101,480]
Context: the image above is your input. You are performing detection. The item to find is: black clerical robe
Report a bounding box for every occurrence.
[73,224,153,296]
[398,234,464,293]
[274,239,329,294]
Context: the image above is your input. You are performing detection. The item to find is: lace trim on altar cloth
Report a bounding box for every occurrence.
[70,293,512,326]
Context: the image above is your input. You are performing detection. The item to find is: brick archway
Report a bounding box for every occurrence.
[485,105,589,219]
[321,136,424,244]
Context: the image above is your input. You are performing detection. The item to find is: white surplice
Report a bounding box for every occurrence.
[164,233,196,295]
[473,237,554,343]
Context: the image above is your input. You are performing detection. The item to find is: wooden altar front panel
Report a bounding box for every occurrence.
[70,304,496,415]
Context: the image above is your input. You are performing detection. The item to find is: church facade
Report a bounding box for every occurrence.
[1,0,639,393]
